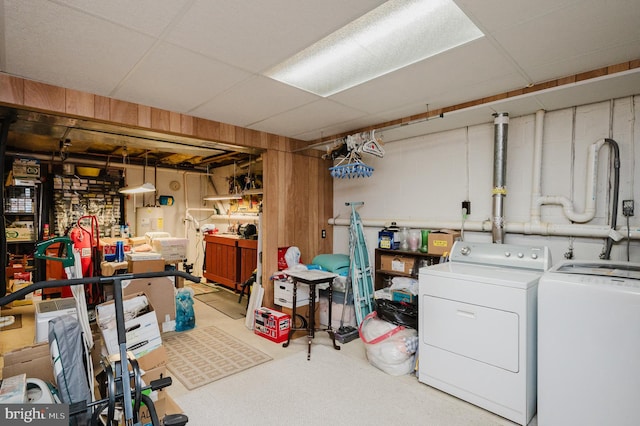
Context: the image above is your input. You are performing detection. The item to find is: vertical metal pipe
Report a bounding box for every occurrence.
[492,112,509,243]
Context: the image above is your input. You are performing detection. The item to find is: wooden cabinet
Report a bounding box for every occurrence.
[374,248,440,290]
[238,238,258,284]
[204,235,258,291]
[204,235,238,289]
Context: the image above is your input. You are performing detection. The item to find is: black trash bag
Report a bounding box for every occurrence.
[375,299,418,330]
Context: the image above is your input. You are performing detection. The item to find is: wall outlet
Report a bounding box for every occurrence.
[321,229,326,238]
[462,200,471,215]
[623,199,634,216]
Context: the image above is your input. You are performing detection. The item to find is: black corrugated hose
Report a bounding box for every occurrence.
[603,138,620,260]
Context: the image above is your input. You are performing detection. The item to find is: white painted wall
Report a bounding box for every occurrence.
[332,96,640,266]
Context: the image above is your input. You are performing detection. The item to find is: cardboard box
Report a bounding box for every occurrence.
[380,255,416,275]
[0,373,27,403]
[151,238,188,262]
[254,307,290,343]
[2,343,55,384]
[5,226,34,242]
[9,279,41,305]
[12,157,40,178]
[128,259,166,274]
[428,229,461,255]
[96,345,168,405]
[175,276,184,288]
[138,396,166,426]
[123,277,176,324]
[137,345,168,371]
[391,289,417,304]
[97,293,162,358]
[100,395,167,426]
[138,346,169,403]
[277,247,291,270]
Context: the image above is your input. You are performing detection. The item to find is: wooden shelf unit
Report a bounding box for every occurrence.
[374,247,440,290]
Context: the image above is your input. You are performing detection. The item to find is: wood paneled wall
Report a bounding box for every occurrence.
[261,148,333,307]
[0,73,333,307]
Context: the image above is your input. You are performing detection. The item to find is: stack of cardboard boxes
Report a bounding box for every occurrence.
[2,279,182,424]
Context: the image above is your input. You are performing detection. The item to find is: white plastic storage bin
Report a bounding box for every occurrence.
[273,279,319,309]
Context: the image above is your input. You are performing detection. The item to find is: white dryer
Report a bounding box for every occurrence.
[538,260,640,426]
[419,241,551,426]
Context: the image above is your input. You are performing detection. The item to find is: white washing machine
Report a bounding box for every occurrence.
[538,260,640,426]
[419,241,551,426]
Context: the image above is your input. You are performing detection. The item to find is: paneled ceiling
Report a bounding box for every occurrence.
[1,0,640,169]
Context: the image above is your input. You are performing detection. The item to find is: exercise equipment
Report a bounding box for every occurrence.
[0,269,200,425]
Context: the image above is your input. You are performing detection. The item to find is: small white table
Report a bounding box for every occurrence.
[282,269,340,360]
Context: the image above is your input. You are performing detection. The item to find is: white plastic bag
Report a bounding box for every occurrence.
[284,246,307,272]
[175,287,196,332]
[359,311,418,376]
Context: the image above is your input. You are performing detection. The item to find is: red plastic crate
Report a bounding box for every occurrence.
[254,308,290,343]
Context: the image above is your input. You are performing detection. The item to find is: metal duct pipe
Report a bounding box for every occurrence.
[492,112,509,243]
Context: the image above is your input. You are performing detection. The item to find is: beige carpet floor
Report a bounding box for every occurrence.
[163,325,271,390]
[172,344,523,426]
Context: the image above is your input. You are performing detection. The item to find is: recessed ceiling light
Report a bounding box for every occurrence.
[266,0,483,97]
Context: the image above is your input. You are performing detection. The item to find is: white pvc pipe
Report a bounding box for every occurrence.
[530,110,545,224]
[535,139,605,223]
[330,110,631,241]
[328,217,640,240]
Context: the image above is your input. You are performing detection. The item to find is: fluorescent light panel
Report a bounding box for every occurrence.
[119,182,156,194]
[266,0,483,97]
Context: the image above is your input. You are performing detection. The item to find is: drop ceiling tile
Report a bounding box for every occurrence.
[380,104,497,143]
[53,0,190,37]
[296,113,388,142]
[248,99,366,139]
[4,0,155,96]
[533,69,640,112]
[455,0,579,33]
[525,43,640,84]
[493,0,640,81]
[164,0,387,72]
[190,75,319,128]
[2,0,640,147]
[113,41,251,113]
[330,38,525,115]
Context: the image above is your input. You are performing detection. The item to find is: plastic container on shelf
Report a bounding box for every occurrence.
[408,229,421,251]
